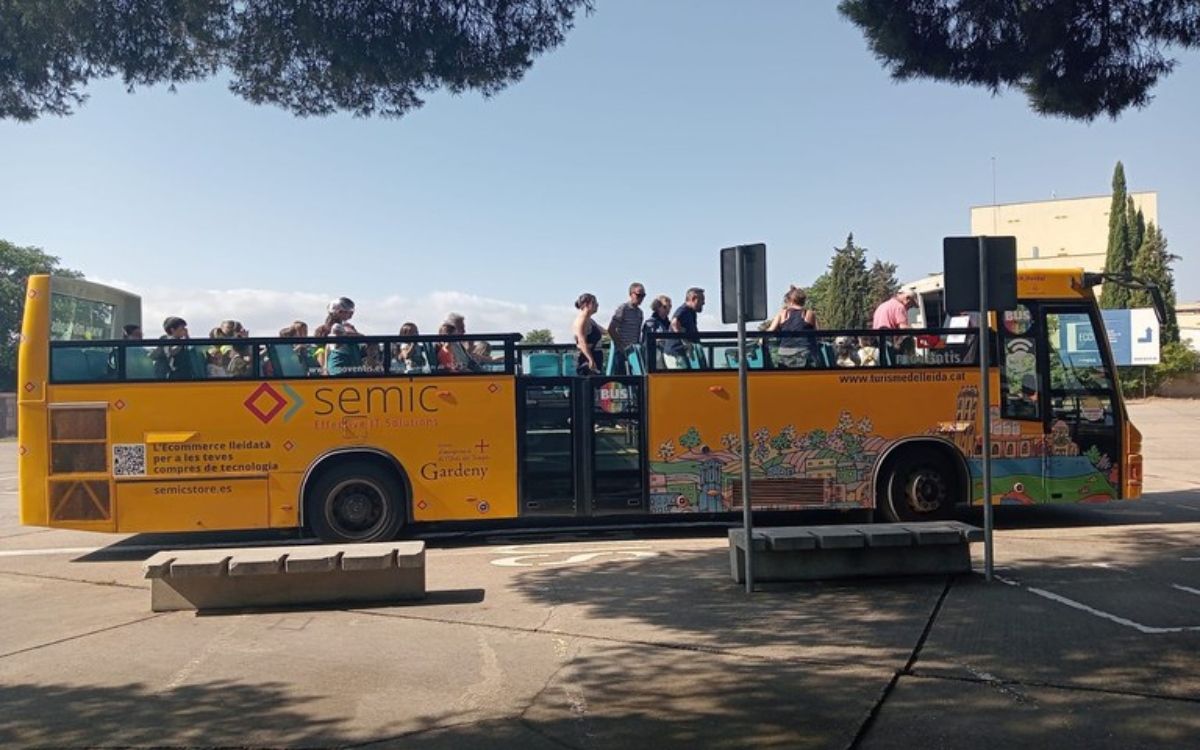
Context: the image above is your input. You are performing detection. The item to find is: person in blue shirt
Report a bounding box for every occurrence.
[664,288,705,369]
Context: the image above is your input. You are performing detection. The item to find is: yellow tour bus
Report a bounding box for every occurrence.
[18,269,1146,543]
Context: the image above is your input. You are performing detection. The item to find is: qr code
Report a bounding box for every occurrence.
[112,444,146,477]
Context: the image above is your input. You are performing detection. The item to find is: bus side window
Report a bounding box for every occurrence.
[1000,304,1041,421]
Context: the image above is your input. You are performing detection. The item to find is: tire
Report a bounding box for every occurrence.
[881,450,959,523]
[307,460,406,543]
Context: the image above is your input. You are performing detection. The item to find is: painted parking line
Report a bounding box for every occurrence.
[996,573,1200,635]
[0,537,320,559]
[1171,584,1200,598]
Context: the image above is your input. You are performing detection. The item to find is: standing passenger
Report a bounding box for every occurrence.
[607,282,645,375]
[152,317,193,380]
[872,290,915,330]
[663,288,705,369]
[765,286,818,368]
[572,293,604,375]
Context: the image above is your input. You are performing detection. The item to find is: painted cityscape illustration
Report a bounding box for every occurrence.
[648,385,1119,513]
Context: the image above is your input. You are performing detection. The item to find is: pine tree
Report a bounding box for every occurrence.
[866,260,900,313]
[1100,162,1132,309]
[825,234,871,329]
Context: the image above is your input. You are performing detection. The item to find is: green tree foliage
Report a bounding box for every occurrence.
[838,0,1200,121]
[1121,341,1199,397]
[523,328,554,345]
[1130,223,1180,343]
[1101,162,1133,309]
[0,240,83,389]
[0,1,590,121]
[823,234,872,329]
[805,272,832,325]
[866,259,900,313]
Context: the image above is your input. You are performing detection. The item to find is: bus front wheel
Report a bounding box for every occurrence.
[881,450,959,523]
[307,461,407,543]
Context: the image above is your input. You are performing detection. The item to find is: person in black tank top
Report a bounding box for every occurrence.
[766,286,819,368]
[572,293,605,375]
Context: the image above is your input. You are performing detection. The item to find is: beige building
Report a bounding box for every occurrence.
[1179,302,1200,351]
[969,192,1158,272]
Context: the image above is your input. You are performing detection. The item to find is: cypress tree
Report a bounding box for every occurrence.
[825,234,871,329]
[1100,162,1132,309]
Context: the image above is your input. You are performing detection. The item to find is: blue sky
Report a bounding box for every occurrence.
[2,1,1197,340]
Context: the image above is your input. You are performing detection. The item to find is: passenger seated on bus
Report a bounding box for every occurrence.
[835,336,859,367]
[442,312,476,370]
[205,325,231,377]
[857,336,880,367]
[472,340,502,368]
[152,317,194,380]
[436,322,467,372]
[122,324,142,340]
[279,321,319,372]
[312,323,331,372]
[894,336,917,365]
[225,320,253,377]
[394,322,429,373]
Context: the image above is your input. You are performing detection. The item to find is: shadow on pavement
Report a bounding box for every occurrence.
[0,680,348,748]
[510,544,948,660]
[358,640,884,750]
[953,488,1200,530]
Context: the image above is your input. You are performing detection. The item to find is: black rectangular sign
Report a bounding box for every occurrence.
[720,243,768,324]
[943,236,1018,313]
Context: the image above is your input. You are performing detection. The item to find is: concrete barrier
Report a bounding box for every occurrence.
[729,522,982,583]
[143,541,425,612]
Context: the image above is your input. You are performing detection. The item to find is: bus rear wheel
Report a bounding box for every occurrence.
[307,461,406,543]
[881,450,959,523]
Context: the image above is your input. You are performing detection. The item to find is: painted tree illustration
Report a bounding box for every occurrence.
[806,429,828,451]
[679,428,702,451]
[657,441,676,462]
[1084,445,1102,466]
[770,430,794,453]
[720,433,742,454]
[842,432,864,460]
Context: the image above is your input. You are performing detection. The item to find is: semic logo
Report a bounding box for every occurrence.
[243,383,305,425]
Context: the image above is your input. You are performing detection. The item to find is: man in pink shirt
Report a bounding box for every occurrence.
[872,290,915,329]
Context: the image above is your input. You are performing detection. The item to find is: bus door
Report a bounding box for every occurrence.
[517,376,647,517]
[1041,305,1122,501]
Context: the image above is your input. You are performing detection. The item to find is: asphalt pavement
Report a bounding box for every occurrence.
[1,399,1198,749]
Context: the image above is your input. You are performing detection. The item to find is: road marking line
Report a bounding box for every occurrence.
[997,574,1200,634]
[0,538,320,559]
[1171,584,1200,598]
[1181,557,1200,562]
[0,546,101,558]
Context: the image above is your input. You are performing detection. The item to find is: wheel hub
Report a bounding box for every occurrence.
[906,470,947,514]
[331,481,384,533]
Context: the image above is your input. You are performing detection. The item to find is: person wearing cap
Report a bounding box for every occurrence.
[872,289,915,330]
[152,316,194,380]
